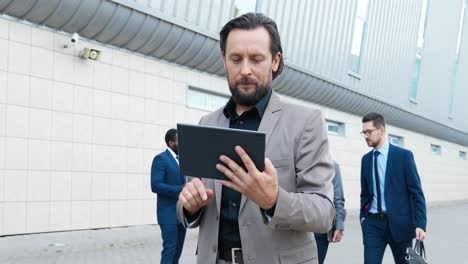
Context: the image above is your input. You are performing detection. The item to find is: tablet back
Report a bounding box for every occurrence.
[177,123,265,181]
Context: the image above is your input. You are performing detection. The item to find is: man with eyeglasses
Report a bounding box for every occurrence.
[359,112,427,264]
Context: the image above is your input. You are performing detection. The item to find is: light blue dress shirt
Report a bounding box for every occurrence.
[369,138,389,213]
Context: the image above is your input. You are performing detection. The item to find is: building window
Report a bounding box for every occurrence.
[459,151,467,160]
[326,120,345,136]
[349,0,369,74]
[233,0,258,18]
[410,0,430,100]
[449,0,467,114]
[430,144,441,155]
[187,87,229,112]
[389,134,404,147]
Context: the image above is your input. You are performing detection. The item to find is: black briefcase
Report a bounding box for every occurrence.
[405,240,428,264]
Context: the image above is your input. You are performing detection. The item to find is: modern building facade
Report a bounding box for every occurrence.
[0,0,467,235]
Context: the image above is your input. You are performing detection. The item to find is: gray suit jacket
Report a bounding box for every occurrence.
[326,161,346,241]
[177,92,335,264]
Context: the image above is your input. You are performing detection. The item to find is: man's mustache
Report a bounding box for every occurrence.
[235,77,257,86]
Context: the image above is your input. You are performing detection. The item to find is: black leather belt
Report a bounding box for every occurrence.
[369,212,387,219]
[219,248,243,264]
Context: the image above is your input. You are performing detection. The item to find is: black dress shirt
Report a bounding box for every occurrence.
[218,89,272,252]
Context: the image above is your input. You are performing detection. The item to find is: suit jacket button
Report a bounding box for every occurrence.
[212,244,217,253]
[216,215,219,221]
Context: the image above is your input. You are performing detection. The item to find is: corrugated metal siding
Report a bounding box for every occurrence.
[453,8,468,131]
[358,0,421,101]
[129,0,233,33]
[259,0,356,83]
[259,0,468,135]
[417,0,463,124]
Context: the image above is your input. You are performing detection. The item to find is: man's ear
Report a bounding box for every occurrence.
[222,51,227,71]
[272,52,281,72]
[380,126,386,134]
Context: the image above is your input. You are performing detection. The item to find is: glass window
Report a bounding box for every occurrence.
[410,55,422,99]
[350,0,369,74]
[455,1,467,57]
[460,151,467,160]
[187,87,229,112]
[410,0,430,100]
[233,0,258,18]
[389,134,405,147]
[326,120,345,136]
[430,144,441,155]
[449,0,467,113]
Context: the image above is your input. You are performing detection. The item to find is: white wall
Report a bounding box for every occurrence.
[1,16,467,236]
[0,16,227,235]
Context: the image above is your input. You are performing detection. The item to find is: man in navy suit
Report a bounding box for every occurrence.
[359,112,427,264]
[151,128,186,264]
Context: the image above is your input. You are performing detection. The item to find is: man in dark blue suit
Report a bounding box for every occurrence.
[151,128,186,264]
[359,112,427,264]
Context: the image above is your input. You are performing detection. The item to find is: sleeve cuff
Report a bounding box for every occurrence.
[260,202,277,223]
[335,222,345,231]
[184,208,201,225]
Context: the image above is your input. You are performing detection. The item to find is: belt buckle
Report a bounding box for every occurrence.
[231,248,242,264]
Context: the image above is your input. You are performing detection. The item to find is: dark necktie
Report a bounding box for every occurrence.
[374,150,382,213]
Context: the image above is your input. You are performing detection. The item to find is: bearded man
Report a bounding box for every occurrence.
[177,13,335,264]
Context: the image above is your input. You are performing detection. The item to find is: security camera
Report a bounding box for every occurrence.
[71,32,80,44]
[64,32,80,48]
[80,47,102,61]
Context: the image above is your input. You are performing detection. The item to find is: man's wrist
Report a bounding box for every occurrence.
[262,187,279,210]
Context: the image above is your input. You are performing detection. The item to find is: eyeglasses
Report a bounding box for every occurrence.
[360,128,377,137]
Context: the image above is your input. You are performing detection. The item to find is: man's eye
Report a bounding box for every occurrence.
[253,57,263,62]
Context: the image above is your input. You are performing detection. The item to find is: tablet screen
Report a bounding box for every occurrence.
[177,123,265,181]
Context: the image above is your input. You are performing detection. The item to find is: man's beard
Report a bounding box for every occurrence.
[170,145,178,155]
[229,76,271,106]
[367,138,380,148]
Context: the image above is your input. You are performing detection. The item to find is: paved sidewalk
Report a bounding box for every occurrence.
[1,202,467,264]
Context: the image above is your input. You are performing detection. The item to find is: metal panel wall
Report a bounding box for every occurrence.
[259,0,356,83]
[130,0,233,33]
[416,0,464,128]
[259,0,467,132]
[357,0,421,100]
[119,0,468,134]
[453,11,468,131]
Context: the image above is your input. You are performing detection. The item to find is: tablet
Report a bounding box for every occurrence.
[177,123,265,181]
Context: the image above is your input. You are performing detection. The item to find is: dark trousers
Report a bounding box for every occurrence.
[160,223,186,264]
[314,233,329,264]
[362,214,412,264]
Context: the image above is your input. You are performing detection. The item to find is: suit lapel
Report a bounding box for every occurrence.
[366,152,373,195]
[363,152,374,214]
[165,149,182,184]
[384,144,394,193]
[165,149,179,168]
[240,92,282,214]
[215,113,230,213]
[363,151,374,196]
[257,93,282,146]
